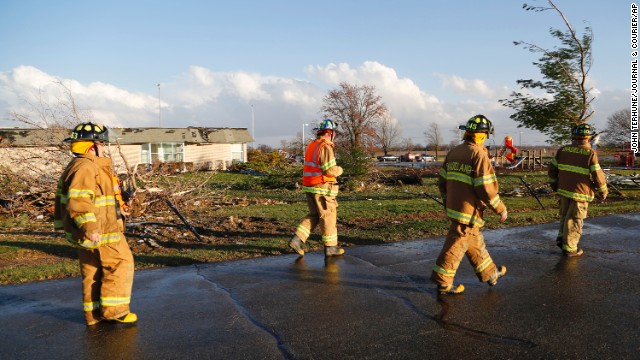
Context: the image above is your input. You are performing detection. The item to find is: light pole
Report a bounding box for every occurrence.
[251,105,255,148]
[519,131,523,148]
[157,83,161,127]
[302,123,309,155]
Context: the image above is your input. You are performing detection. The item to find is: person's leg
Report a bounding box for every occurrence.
[294,193,320,241]
[557,197,570,249]
[78,248,102,325]
[290,193,320,255]
[564,200,588,256]
[316,190,343,256]
[431,222,468,293]
[466,227,506,285]
[99,235,135,321]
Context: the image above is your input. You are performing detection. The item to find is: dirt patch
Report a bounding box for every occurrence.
[125,214,290,253]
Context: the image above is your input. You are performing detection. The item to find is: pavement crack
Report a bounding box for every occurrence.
[348,254,537,349]
[194,264,294,360]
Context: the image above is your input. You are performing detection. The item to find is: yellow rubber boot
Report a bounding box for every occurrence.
[112,313,138,324]
[438,284,465,295]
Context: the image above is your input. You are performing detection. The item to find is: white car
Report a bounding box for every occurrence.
[379,155,400,162]
[421,155,436,162]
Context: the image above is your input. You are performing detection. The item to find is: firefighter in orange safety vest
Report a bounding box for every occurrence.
[548,123,608,257]
[53,122,137,325]
[289,119,345,257]
[431,115,508,295]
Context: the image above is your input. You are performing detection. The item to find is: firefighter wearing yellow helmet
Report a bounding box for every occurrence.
[431,115,508,294]
[548,123,608,257]
[289,119,345,257]
[54,122,137,325]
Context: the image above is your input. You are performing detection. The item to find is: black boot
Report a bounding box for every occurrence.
[487,266,507,286]
[324,246,344,257]
[289,235,305,256]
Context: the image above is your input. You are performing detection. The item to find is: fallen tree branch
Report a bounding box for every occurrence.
[164,198,205,242]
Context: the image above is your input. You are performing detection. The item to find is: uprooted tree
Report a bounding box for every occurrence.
[500,0,595,144]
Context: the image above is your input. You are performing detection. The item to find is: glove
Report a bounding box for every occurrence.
[597,191,607,202]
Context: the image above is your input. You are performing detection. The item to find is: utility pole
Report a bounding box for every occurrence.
[157,83,161,127]
[302,123,309,155]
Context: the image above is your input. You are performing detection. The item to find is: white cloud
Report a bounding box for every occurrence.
[436,73,495,98]
[0,62,561,146]
[0,65,159,128]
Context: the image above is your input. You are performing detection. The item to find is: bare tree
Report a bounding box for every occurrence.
[425,122,443,159]
[2,81,88,183]
[603,108,631,148]
[374,113,401,156]
[320,82,388,151]
[400,137,415,152]
[0,81,139,212]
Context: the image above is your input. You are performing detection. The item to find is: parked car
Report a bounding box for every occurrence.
[379,155,400,162]
[421,154,436,162]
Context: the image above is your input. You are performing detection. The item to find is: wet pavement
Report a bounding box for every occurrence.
[1,212,640,359]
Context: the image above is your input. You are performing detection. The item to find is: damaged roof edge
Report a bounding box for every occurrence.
[0,127,253,146]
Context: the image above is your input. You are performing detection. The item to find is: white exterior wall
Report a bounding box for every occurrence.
[184,143,231,170]
[0,142,246,175]
[107,144,142,174]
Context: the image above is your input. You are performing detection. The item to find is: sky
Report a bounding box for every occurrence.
[0,0,631,148]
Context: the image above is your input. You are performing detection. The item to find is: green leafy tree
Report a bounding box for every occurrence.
[500,1,594,144]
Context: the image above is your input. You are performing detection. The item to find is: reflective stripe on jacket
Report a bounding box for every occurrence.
[548,143,608,202]
[302,139,337,191]
[438,141,506,227]
[54,154,124,249]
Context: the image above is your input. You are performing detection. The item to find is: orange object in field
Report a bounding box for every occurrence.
[504,136,518,163]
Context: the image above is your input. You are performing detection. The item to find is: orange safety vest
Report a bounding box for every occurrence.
[112,174,129,215]
[302,139,337,186]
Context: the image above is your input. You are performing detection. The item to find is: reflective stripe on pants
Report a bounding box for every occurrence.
[78,233,135,323]
[295,189,339,247]
[431,221,497,287]
[557,197,588,252]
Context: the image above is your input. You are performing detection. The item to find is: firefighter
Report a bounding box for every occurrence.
[431,115,508,295]
[289,119,345,257]
[548,123,608,257]
[54,122,137,325]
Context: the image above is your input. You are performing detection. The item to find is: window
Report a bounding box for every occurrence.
[141,143,184,163]
[230,143,244,163]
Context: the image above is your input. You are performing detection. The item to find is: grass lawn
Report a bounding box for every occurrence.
[1,169,638,284]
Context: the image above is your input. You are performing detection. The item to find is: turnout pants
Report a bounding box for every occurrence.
[295,188,339,247]
[78,234,135,324]
[431,222,497,287]
[557,197,589,253]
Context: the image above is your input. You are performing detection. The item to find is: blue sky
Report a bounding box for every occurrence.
[0,0,630,147]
